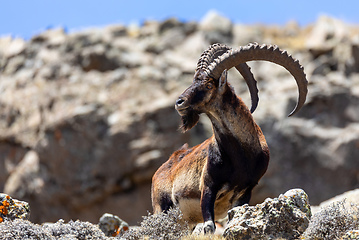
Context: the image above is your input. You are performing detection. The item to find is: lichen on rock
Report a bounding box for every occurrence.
[0,193,30,222]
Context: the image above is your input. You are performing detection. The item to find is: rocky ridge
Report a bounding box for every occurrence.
[0,12,359,227]
[1,189,359,239]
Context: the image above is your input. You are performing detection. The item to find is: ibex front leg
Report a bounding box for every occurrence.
[200,184,218,234]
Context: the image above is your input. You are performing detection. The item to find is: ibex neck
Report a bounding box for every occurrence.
[207,91,265,156]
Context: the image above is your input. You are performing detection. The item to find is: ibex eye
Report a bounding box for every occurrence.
[206,83,213,90]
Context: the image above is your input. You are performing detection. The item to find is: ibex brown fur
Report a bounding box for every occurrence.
[151,43,308,234]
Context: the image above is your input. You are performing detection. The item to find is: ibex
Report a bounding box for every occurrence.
[151,43,308,234]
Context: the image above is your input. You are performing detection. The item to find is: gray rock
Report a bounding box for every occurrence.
[4,151,45,199]
[0,193,30,222]
[233,24,264,46]
[199,10,233,44]
[80,44,119,72]
[3,55,26,74]
[0,219,54,239]
[0,139,27,192]
[312,189,359,214]
[2,37,26,58]
[98,213,129,237]
[340,230,359,240]
[306,15,349,55]
[0,218,109,240]
[31,28,67,47]
[120,207,189,240]
[353,44,359,72]
[254,117,359,205]
[223,189,311,240]
[303,199,359,239]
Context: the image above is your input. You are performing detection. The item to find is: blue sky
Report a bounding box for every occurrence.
[1,0,358,40]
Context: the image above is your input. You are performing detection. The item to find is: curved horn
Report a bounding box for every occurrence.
[234,64,258,114]
[207,43,308,117]
[196,43,259,113]
[196,43,230,72]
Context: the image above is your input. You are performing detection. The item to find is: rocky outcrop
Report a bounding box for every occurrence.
[0,190,358,239]
[1,12,359,225]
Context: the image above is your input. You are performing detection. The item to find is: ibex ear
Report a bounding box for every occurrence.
[218,69,228,94]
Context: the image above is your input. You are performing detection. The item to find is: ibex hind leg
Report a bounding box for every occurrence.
[235,186,254,206]
[159,193,174,213]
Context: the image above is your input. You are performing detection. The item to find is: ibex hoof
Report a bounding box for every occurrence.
[192,221,215,235]
[203,221,215,234]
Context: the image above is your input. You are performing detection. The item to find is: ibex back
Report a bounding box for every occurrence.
[151,43,308,234]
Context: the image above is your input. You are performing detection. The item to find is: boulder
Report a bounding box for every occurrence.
[223,189,311,240]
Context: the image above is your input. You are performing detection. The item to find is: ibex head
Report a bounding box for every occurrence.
[175,43,308,132]
[175,69,229,132]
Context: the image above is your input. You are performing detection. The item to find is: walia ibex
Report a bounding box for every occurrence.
[151,43,308,234]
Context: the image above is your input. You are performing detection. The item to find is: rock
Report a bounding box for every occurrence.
[0,219,54,239]
[295,89,359,127]
[43,219,108,239]
[340,230,359,240]
[0,193,30,222]
[306,15,349,55]
[104,24,128,38]
[80,44,119,72]
[120,207,190,240]
[2,37,26,58]
[223,189,311,240]
[353,44,359,72]
[0,139,27,192]
[141,18,190,54]
[98,213,129,237]
[3,101,188,224]
[159,18,183,33]
[127,22,141,38]
[199,10,233,44]
[233,24,263,46]
[312,189,359,214]
[31,28,67,47]
[0,218,109,239]
[303,199,359,239]
[2,55,26,74]
[140,21,160,37]
[4,151,45,198]
[254,117,359,205]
